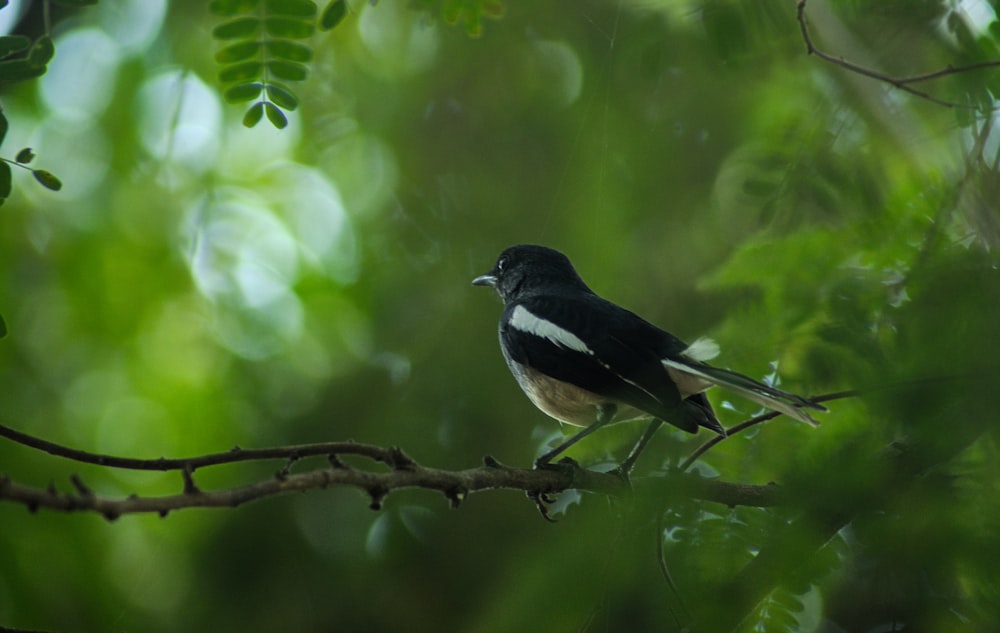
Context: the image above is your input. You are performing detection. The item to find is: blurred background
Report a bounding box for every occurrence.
[1,0,999,631]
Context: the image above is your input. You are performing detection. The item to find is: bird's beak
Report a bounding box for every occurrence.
[472,273,497,287]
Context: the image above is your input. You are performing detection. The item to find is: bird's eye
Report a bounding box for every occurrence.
[496,257,506,273]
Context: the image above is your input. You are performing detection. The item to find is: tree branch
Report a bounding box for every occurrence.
[796,0,1000,110]
[0,421,784,519]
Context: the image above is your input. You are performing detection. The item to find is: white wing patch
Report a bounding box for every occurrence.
[510,305,666,405]
[510,305,593,355]
[682,336,720,361]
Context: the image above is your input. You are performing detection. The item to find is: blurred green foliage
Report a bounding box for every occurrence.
[1,0,1000,631]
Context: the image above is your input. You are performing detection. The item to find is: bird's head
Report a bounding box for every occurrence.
[472,244,590,303]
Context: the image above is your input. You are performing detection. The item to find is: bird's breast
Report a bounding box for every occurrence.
[503,356,643,427]
[506,359,606,426]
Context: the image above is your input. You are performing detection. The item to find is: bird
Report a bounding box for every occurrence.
[472,244,825,470]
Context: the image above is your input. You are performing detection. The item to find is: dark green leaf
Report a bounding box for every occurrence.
[224,82,264,103]
[0,35,31,58]
[264,102,288,129]
[0,113,7,147]
[0,161,11,200]
[267,60,308,81]
[320,0,347,31]
[15,148,34,164]
[266,40,313,62]
[266,83,298,110]
[0,59,46,82]
[772,590,805,613]
[0,312,7,339]
[265,0,317,18]
[219,61,263,83]
[209,0,260,15]
[955,97,974,128]
[743,178,778,197]
[703,4,748,62]
[212,17,260,40]
[264,17,314,38]
[27,36,55,69]
[243,102,265,127]
[215,41,262,63]
[33,169,62,191]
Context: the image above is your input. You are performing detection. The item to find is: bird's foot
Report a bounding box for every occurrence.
[527,457,585,522]
[525,489,558,522]
[533,455,579,471]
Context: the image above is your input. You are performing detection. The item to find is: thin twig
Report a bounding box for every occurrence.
[656,510,692,628]
[0,422,411,471]
[796,0,998,110]
[679,389,860,472]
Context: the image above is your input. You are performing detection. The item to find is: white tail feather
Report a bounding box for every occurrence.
[661,359,820,426]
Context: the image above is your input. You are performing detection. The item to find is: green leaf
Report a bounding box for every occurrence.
[33,169,62,191]
[267,60,308,81]
[264,102,288,129]
[319,0,347,31]
[0,113,7,147]
[0,312,7,339]
[218,61,263,83]
[743,178,778,197]
[209,0,260,15]
[224,82,264,103]
[265,0,317,18]
[0,59,46,81]
[0,161,11,200]
[15,148,34,164]
[266,40,313,62]
[264,17,315,38]
[212,17,260,40]
[0,35,31,58]
[215,41,262,63]
[27,36,55,69]
[51,0,99,5]
[266,83,298,110]
[243,102,265,127]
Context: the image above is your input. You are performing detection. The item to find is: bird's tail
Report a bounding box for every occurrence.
[663,360,826,426]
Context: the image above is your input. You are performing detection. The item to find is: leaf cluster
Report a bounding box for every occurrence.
[0,112,62,207]
[408,0,505,38]
[210,0,349,129]
[0,30,53,83]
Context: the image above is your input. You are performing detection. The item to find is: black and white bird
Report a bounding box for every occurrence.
[472,244,825,468]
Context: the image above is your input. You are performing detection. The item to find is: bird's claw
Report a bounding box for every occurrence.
[534,455,579,471]
[526,489,558,522]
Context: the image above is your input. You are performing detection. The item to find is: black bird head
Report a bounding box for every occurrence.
[472,244,592,302]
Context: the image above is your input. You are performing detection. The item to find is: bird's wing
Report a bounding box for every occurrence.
[501,293,702,431]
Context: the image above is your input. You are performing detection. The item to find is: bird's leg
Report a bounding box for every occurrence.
[615,418,664,479]
[534,404,617,468]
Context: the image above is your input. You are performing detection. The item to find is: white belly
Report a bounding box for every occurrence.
[505,359,644,427]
